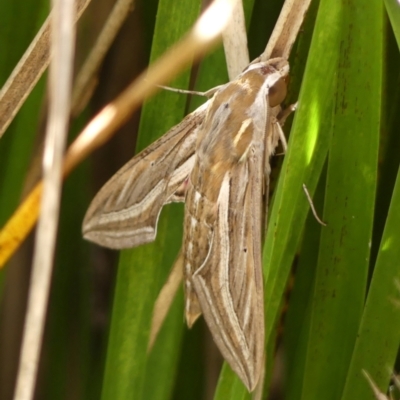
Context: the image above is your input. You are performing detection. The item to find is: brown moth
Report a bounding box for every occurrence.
[83,57,289,391]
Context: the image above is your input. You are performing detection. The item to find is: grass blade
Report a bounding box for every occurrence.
[13,0,77,398]
[301,0,383,399]
[263,0,340,348]
[341,166,400,400]
[100,0,201,398]
[384,0,400,49]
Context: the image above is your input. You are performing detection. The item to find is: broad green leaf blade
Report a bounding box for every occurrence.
[284,168,326,400]
[384,0,400,49]
[301,1,383,399]
[172,322,206,399]
[214,363,250,400]
[340,10,400,397]
[142,288,185,400]
[341,166,400,399]
[263,0,340,343]
[100,0,201,398]
[139,203,186,400]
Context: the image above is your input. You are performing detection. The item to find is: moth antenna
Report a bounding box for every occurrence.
[156,84,210,97]
[155,83,224,98]
[302,184,327,226]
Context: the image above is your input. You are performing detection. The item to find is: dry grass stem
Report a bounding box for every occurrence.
[0,0,90,137]
[222,0,249,79]
[71,0,135,115]
[262,0,312,60]
[362,370,390,400]
[12,0,77,399]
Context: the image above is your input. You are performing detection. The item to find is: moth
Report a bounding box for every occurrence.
[83,57,290,392]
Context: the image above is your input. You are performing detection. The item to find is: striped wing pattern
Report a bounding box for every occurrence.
[182,58,288,390]
[83,102,208,249]
[82,58,289,392]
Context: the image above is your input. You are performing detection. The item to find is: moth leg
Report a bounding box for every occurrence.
[274,101,298,154]
[302,184,327,226]
[273,119,288,154]
[277,101,297,126]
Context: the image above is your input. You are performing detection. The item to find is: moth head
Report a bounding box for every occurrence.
[244,57,289,107]
[264,58,289,107]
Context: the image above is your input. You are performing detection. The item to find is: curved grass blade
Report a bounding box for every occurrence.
[0,0,48,253]
[0,0,91,137]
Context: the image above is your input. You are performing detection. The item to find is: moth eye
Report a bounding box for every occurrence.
[243,248,248,253]
[268,77,287,107]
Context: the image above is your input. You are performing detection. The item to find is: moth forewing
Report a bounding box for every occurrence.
[182,58,289,391]
[191,157,266,390]
[82,101,209,249]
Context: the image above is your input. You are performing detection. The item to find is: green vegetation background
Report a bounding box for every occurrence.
[0,0,399,399]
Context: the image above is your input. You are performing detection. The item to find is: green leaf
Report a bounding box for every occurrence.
[100,0,201,399]
[342,166,400,400]
[301,1,383,399]
[385,0,400,49]
[214,363,250,400]
[284,168,326,400]
[263,0,340,355]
